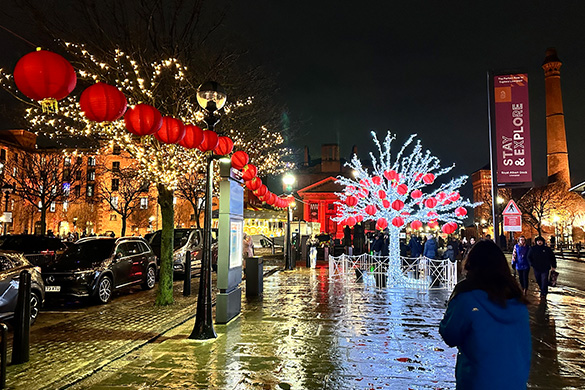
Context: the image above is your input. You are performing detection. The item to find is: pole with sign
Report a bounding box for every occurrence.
[502,200,522,232]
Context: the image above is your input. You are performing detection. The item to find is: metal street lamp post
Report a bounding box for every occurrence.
[282,174,296,270]
[190,81,227,340]
[1,183,14,235]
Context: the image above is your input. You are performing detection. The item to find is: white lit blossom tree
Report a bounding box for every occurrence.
[334,132,480,286]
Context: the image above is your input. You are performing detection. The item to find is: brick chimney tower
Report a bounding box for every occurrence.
[542,47,571,187]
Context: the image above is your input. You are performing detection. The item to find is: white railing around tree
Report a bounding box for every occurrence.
[328,253,457,291]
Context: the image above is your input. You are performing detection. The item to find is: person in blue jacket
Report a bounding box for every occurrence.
[439,240,531,390]
[408,235,423,257]
[423,233,438,259]
[512,236,530,295]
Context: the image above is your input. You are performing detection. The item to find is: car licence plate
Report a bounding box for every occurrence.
[45,286,61,292]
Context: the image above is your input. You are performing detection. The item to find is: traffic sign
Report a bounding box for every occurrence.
[502,200,521,215]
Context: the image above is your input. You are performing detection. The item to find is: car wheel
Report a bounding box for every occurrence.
[142,266,156,290]
[30,291,41,325]
[95,276,113,304]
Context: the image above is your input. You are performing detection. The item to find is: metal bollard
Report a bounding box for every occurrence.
[12,270,31,364]
[183,251,191,297]
[0,322,7,389]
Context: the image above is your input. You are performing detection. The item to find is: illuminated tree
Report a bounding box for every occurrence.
[334,132,479,286]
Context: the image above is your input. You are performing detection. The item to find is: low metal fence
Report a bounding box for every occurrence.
[328,253,457,291]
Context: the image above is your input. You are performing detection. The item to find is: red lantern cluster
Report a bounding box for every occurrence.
[13,49,77,111]
[442,222,458,235]
[80,83,127,122]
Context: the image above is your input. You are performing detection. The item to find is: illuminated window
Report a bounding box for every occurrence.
[140,197,148,209]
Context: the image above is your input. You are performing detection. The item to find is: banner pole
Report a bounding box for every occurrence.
[487,71,499,243]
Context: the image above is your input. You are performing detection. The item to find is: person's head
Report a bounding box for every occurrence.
[427,233,433,240]
[518,236,526,246]
[463,240,525,306]
[535,236,545,246]
[485,234,491,240]
[470,237,476,245]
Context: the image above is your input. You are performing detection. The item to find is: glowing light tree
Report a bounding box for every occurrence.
[334,132,480,287]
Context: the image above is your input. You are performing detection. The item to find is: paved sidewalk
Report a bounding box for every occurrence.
[6,257,585,389]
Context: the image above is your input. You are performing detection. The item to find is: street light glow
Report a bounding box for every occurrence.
[282,174,296,186]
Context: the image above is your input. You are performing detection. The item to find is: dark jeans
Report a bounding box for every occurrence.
[534,269,549,297]
[517,269,530,291]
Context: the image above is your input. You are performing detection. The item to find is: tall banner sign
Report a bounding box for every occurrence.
[493,73,532,183]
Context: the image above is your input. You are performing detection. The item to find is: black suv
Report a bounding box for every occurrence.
[0,251,45,324]
[0,235,68,267]
[42,237,157,304]
[146,228,218,275]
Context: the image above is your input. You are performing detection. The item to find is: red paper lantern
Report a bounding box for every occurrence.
[154,116,185,144]
[124,104,163,136]
[401,211,410,216]
[455,207,467,217]
[345,196,358,207]
[428,220,439,229]
[13,49,77,111]
[411,220,423,230]
[377,217,389,230]
[198,130,219,152]
[427,211,438,218]
[442,222,458,235]
[382,199,391,208]
[372,176,382,185]
[359,188,369,197]
[356,214,364,223]
[231,151,249,170]
[346,185,356,194]
[414,172,424,181]
[254,185,268,197]
[436,192,447,201]
[392,217,404,228]
[346,216,357,227]
[378,190,387,199]
[214,136,234,156]
[359,179,371,187]
[425,198,438,208]
[450,192,461,202]
[397,184,408,195]
[365,205,377,216]
[392,200,404,211]
[411,190,423,199]
[79,83,127,122]
[268,192,277,205]
[422,173,435,185]
[179,124,204,149]
[246,177,262,191]
[384,170,398,181]
[242,164,258,181]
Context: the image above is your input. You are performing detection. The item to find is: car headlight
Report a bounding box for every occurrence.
[173,249,186,263]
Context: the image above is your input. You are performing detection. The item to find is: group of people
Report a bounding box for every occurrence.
[440,235,558,389]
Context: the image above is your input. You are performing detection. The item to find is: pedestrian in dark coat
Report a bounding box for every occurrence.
[442,244,456,262]
[381,233,390,257]
[423,234,438,259]
[408,235,423,257]
[527,236,557,299]
[372,234,384,256]
[512,236,530,294]
[353,223,365,255]
[440,240,531,390]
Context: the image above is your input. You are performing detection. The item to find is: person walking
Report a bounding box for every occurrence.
[512,236,530,295]
[243,233,254,258]
[408,235,423,257]
[371,234,384,256]
[527,236,557,299]
[423,234,438,259]
[439,240,531,390]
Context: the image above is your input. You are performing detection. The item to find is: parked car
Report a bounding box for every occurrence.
[0,234,68,268]
[0,250,45,324]
[42,237,157,304]
[146,229,218,275]
[251,234,284,251]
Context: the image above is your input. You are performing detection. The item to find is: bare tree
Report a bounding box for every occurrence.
[96,164,152,237]
[518,183,566,237]
[7,151,85,235]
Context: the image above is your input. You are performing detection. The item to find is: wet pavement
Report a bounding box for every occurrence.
[4,254,585,389]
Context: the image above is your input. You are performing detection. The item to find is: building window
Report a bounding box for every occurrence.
[63,201,69,212]
[37,201,42,212]
[76,157,83,165]
[0,149,6,161]
[113,145,121,155]
[74,185,81,197]
[140,197,148,209]
[88,157,96,166]
[112,161,120,172]
[111,196,119,209]
[111,178,119,191]
[75,170,82,180]
[87,184,94,197]
[87,170,95,181]
[63,183,70,196]
[110,214,117,221]
[50,202,56,213]
[64,156,71,166]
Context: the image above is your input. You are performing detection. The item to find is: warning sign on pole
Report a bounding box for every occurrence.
[502,200,522,232]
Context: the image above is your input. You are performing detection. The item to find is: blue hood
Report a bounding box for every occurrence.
[466,289,526,324]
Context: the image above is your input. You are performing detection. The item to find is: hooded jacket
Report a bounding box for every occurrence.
[527,244,556,272]
[439,282,531,390]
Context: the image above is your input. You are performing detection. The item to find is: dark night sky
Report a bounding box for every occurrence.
[224,1,585,188]
[2,1,585,192]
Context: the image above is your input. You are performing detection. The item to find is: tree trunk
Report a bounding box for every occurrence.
[156,184,174,306]
[40,205,47,236]
[121,216,127,237]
